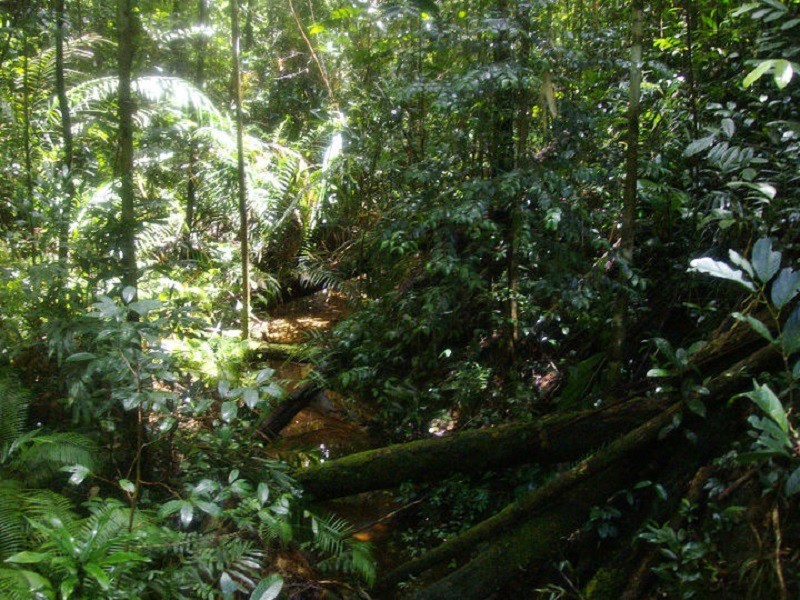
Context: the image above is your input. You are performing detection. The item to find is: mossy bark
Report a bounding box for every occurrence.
[297,397,666,500]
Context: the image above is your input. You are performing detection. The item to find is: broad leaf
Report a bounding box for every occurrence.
[744,382,788,433]
[221,401,237,423]
[732,312,773,342]
[751,238,781,283]
[180,501,194,528]
[84,563,110,591]
[743,59,775,87]
[721,118,735,138]
[122,286,136,304]
[243,388,260,409]
[786,466,800,496]
[688,257,756,291]
[771,268,800,309]
[729,249,754,279]
[251,574,284,600]
[684,135,715,157]
[220,572,240,598]
[782,305,800,355]
[4,551,49,564]
[773,59,794,89]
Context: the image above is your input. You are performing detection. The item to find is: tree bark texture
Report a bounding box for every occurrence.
[117,0,137,294]
[55,0,74,266]
[230,0,250,339]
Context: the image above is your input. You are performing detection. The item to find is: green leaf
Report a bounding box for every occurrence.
[84,563,110,591]
[98,552,149,565]
[647,368,672,378]
[744,59,775,87]
[743,382,788,433]
[726,181,776,200]
[221,401,237,423]
[119,479,136,494]
[684,135,715,157]
[257,482,270,506]
[688,257,756,291]
[122,286,136,304]
[793,359,800,380]
[65,352,97,363]
[751,238,781,284]
[243,388,260,409]
[773,59,793,89]
[218,380,231,397]
[786,466,800,496]
[782,305,800,355]
[194,500,222,517]
[251,574,284,600]
[220,572,240,598]
[732,312,774,342]
[128,299,161,315]
[63,464,91,485]
[4,551,49,564]
[180,501,194,528]
[728,250,755,278]
[721,118,735,138]
[228,469,240,484]
[687,397,707,417]
[158,499,182,518]
[771,268,800,309]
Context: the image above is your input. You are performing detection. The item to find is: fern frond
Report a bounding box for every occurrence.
[0,480,25,560]
[9,432,99,486]
[0,371,29,456]
[0,567,52,600]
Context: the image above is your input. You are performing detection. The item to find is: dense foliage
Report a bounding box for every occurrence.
[0,0,798,598]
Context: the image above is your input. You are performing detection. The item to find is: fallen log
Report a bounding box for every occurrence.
[380,344,778,595]
[296,397,665,500]
[258,381,323,439]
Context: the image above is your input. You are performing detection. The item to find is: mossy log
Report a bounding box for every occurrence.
[296,397,666,500]
[410,409,676,600]
[381,344,778,595]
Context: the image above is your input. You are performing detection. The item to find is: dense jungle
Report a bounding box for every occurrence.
[1,0,799,598]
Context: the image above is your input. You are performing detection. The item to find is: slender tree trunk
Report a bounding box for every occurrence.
[117,0,138,297]
[231,0,250,339]
[684,0,698,134]
[608,0,643,386]
[55,0,75,267]
[22,33,36,263]
[184,0,208,252]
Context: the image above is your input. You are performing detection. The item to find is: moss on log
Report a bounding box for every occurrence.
[380,344,778,594]
[297,397,665,501]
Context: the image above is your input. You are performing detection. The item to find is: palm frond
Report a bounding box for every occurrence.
[68,75,227,128]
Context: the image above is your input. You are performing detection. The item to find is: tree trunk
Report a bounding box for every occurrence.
[117,0,137,297]
[608,0,644,386]
[55,0,74,267]
[230,0,250,339]
[21,32,36,263]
